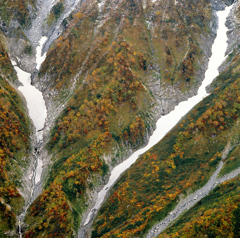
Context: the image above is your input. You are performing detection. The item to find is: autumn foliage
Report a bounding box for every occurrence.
[0,45,30,233]
[159,177,240,237]
[0,0,35,25]
[24,183,73,238]
[24,0,235,236]
[92,68,240,236]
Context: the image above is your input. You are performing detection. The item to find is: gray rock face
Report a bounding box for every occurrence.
[211,0,236,10]
[222,1,240,59]
[8,38,36,73]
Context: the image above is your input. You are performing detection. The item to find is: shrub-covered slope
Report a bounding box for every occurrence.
[91,4,240,235]
[91,70,240,237]
[0,0,35,26]
[0,38,31,236]
[158,176,240,238]
[38,0,214,100]
[21,0,223,236]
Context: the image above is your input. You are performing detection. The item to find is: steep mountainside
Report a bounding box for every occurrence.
[0,0,35,26]
[27,0,222,236]
[158,176,240,237]
[0,29,31,236]
[0,0,240,237]
[91,57,240,237]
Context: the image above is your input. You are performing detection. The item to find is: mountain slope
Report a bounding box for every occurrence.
[0,34,31,236]
[0,0,240,237]
[91,2,240,237]
[158,176,240,237]
[21,0,225,236]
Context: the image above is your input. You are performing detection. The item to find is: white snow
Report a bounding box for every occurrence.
[83,5,232,226]
[11,35,48,185]
[34,158,43,185]
[98,0,106,12]
[36,36,47,70]
[12,63,47,184]
[12,64,47,141]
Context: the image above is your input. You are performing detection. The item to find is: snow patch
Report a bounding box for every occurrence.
[11,35,48,186]
[12,64,47,141]
[98,0,106,12]
[36,36,47,70]
[83,4,233,228]
[35,158,43,184]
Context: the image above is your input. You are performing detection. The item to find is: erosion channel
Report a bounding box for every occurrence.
[80,4,237,237]
[8,1,239,237]
[7,0,86,236]
[12,37,47,237]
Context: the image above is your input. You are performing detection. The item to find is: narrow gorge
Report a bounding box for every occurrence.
[11,37,47,237]
[0,0,240,237]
